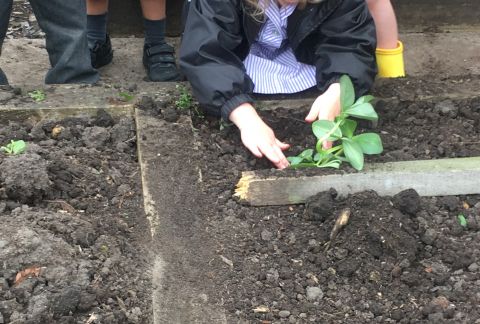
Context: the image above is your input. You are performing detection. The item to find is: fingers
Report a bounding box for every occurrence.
[258,142,289,169]
[305,96,322,123]
[247,144,263,159]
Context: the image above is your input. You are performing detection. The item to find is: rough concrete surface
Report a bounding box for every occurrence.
[1,31,479,87]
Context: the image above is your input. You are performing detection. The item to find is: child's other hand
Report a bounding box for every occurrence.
[305,82,341,149]
[229,103,290,169]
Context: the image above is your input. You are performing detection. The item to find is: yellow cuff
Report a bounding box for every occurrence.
[376,41,405,78]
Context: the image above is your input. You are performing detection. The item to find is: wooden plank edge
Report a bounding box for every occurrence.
[235,157,480,206]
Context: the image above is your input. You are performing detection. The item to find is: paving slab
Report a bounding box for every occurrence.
[135,109,227,324]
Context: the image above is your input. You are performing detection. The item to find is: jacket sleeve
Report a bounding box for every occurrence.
[179,0,255,120]
[314,0,377,96]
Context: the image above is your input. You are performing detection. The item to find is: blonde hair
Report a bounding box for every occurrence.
[245,0,324,19]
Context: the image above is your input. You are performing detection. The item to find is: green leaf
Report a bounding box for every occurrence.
[339,75,355,111]
[344,103,378,121]
[313,152,323,162]
[352,133,383,154]
[342,138,364,170]
[340,119,357,138]
[312,120,342,141]
[288,149,315,166]
[318,159,342,169]
[289,162,317,169]
[287,156,305,166]
[298,149,314,161]
[1,140,26,155]
[354,95,374,105]
[28,90,46,102]
[11,140,26,154]
[457,214,467,228]
[119,92,134,101]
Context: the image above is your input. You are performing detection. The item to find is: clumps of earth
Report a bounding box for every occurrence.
[213,188,480,323]
[0,110,152,324]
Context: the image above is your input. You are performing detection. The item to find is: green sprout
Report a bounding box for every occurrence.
[175,85,193,110]
[119,92,135,101]
[287,75,383,171]
[1,140,26,155]
[28,90,46,102]
[457,214,467,228]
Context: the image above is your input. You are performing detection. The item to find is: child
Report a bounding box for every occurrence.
[86,0,182,82]
[180,0,377,169]
[0,0,99,85]
[366,0,405,78]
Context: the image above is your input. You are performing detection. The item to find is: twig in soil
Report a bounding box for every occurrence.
[324,208,351,251]
[45,200,76,213]
[85,313,98,324]
[219,255,234,269]
[123,136,136,143]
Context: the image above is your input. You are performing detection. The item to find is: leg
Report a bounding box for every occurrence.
[0,0,13,84]
[86,0,113,68]
[29,0,99,84]
[140,0,182,81]
[366,0,398,49]
[366,0,405,78]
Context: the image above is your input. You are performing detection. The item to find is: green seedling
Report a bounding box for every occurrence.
[119,92,134,101]
[287,75,383,171]
[457,214,467,228]
[28,90,46,102]
[1,140,26,155]
[175,85,193,110]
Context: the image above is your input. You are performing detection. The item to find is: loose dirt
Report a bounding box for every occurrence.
[0,111,152,324]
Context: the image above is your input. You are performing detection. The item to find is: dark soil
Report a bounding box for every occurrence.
[0,110,151,324]
[7,1,42,39]
[185,92,480,322]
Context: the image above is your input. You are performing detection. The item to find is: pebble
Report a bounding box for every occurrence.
[399,259,411,269]
[306,287,324,301]
[435,100,458,118]
[422,228,438,245]
[279,310,291,318]
[468,263,479,272]
[261,229,273,241]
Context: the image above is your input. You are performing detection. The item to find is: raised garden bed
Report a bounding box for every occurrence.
[184,90,480,322]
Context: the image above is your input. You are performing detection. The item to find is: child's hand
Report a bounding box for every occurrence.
[229,103,290,169]
[305,82,341,149]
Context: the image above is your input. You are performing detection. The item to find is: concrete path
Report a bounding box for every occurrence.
[1,30,480,86]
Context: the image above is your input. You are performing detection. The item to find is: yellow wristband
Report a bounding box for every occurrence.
[376,41,405,78]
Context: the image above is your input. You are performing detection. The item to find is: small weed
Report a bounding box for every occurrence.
[175,85,193,110]
[119,92,135,101]
[457,214,467,227]
[28,90,46,102]
[1,140,26,155]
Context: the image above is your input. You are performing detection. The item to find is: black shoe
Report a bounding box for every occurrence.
[143,43,183,82]
[0,68,8,85]
[90,34,113,69]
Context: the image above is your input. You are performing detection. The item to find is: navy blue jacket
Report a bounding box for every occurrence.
[180,0,377,120]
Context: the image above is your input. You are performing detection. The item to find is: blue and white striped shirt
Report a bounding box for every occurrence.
[243,1,317,94]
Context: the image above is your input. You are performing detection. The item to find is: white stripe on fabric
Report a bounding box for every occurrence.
[244,1,316,94]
